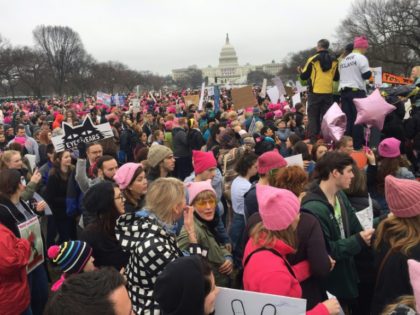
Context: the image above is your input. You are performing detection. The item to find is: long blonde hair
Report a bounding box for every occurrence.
[380,295,416,315]
[250,221,297,251]
[145,177,185,224]
[0,150,20,170]
[374,215,420,256]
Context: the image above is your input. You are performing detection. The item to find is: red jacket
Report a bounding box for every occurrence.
[0,224,31,315]
[243,237,329,315]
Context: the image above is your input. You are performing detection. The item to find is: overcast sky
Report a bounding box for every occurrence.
[1,0,355,75]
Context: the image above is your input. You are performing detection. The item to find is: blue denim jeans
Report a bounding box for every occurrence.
[228,212,246,268]
[28,264,49,315]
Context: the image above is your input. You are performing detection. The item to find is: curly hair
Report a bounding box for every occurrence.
[270,166,308,197]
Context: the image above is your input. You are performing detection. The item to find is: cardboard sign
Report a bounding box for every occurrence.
[184,95,200,106]
[371,67,383,87]
[215,287,306,315]
[51,116,114,152]
[232,86,257,110]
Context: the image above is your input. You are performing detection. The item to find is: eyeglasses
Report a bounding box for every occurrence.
[114,194,125,202]
[194,199,216,209]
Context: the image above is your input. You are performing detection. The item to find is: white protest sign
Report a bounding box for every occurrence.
[267,86,280,104]
[355,195,374,230]
[198,82,205,110]
[51,116,114,152]
[260,78,268,98]
[372,67,383,88]
[280,94,286,102]
[207,86,215,96]
[272,76,286,96]
[215,287,306,315]
[292,93,302,106]
[285,154,304,168]
[132,98,140,114]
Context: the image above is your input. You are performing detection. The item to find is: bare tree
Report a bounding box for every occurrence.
[336,0,420,74]
[33,25,85,95]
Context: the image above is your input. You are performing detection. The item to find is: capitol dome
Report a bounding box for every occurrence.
[218,33,239,68]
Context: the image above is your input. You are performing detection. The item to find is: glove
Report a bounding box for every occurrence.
[77,142,87,159]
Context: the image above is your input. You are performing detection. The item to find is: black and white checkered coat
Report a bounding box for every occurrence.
[116,212,203,315]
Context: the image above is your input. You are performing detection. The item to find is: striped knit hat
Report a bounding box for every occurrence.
[47,241,93,275]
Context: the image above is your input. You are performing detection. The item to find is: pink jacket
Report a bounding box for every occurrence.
[243,237,329,315]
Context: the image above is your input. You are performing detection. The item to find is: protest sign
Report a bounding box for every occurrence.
[17,216,44,273]
[96,91,112,106]
[355,196,374,230]
[198,82,205,110]
[215,287,306,315]
[371,67,383,88]
[292,93,302,106]
[231,86,257,110]
[285,154,304,168]
[259,78,268,98]
[285,86,295,97]
[184,95,200,106]
[51,116,114,152]
[267,86,280,104]
[207,86,215,96]
[327,292,345,315]
[272,76,286,96]
[296,80,307,93]
[131,98,140,114]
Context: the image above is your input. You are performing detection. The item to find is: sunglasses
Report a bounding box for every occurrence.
[194,199,216,209]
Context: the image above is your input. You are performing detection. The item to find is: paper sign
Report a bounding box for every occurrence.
[51,116,114,152]
[355,196,374,230]
[292,93,302,106]
[207,86,215,96]
[231,86,257,110]
[215,287,306,315]
[198,82,205,110]
[285,154,304,168]
[184,95,200,106]
[267,86,280,104]
[260,79,268,98]
[17,216,44,273]
[372,67,383,88]
[272,76,286,96]
[131,98,140,114]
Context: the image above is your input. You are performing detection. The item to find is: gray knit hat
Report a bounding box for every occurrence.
[147,145,173,167]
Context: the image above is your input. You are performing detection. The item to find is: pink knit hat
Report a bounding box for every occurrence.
[164,120,173,130]
[14,136,26,145]
[378,137,401,158]
[256,184,300,231]
[113,163,142,190]
[186,179,216,205]
[408,259,420,314]
[192,150,217,175]
[385,175,420,218]
[354,36,369,49]
[257,150,287,174]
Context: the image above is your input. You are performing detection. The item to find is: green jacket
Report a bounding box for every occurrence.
[178,216,231,287]
[301,184,365,299]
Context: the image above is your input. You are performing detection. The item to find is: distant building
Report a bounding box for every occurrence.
[172,65,199,81]
[172,34,283,85]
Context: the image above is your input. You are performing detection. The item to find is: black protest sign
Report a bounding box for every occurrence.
[51,116,114,152]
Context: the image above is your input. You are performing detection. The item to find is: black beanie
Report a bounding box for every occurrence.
[154,256,206,315]
[83,181,115,216]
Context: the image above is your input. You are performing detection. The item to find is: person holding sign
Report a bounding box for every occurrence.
[302,152,373,314]
[243,184,340,315]
[0,169,49,315]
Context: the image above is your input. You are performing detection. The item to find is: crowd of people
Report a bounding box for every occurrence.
[0,36,420,315]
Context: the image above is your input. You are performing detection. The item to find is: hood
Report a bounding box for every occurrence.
[301,181,331,208]
[172,127,185,136]
[314,50,334,72]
